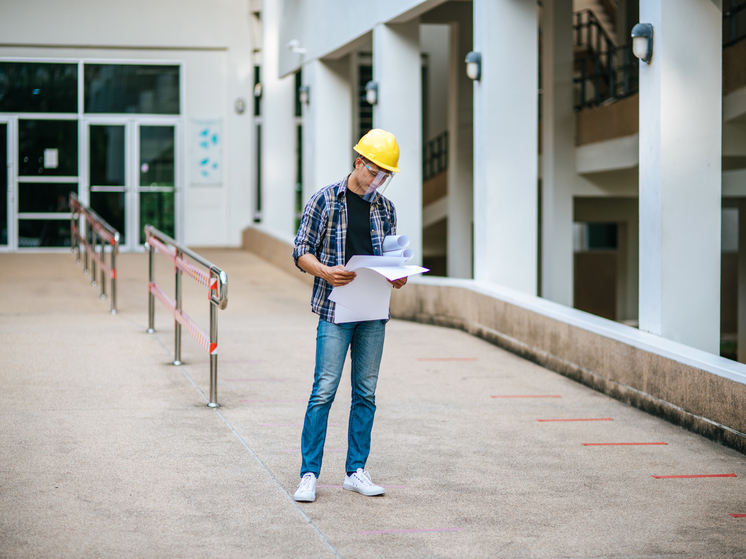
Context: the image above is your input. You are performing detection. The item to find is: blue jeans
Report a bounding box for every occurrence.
[300,317,386,478]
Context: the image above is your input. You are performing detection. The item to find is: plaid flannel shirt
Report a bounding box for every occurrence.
[293,175,397,323]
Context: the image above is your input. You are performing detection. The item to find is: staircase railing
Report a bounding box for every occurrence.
[145,225,228,408]
[69,193,120,314]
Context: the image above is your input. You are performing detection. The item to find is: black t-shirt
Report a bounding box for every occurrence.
[345,187,374,264]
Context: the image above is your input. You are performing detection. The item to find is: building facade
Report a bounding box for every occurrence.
[2,0,745,364]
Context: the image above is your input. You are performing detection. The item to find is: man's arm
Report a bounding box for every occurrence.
[297,253,356,287]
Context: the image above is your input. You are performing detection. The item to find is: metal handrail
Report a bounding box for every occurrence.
[144,225,228,408]
[69,193,120,314]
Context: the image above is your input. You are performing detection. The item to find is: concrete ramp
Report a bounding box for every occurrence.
[1,251,744,558]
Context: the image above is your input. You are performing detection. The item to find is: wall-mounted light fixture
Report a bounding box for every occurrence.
[234,98,246,114]
[287,39,307,55]
[631,23,654,64]
[298,85,310,105]
[253,83,262,99]
[365,81,378,105]
[465,51,481,81]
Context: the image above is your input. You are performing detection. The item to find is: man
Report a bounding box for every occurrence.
[291,129,406,503]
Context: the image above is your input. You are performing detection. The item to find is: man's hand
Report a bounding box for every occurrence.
[388,277,407,289]
[322,265,357,287]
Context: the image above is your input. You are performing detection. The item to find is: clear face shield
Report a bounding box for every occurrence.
[360,162,394,203]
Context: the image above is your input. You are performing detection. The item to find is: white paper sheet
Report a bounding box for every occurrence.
[381,248,413,261]
[382,235,409,252]
[329,268,392,323]
[329,249,430,323]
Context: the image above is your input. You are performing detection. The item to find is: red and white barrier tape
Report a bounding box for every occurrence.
[76,229,115,279]
[149,282,216,354]
[148,235,215,291]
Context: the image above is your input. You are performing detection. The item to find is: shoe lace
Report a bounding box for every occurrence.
[357,470,375,486]
[297,474,315,491]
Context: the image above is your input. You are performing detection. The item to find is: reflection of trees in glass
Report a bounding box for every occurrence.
[18,119,78,177]
[18,220,70,248]
[90,192,125,245]
[139,192,175,244]
[140,126,175,187]
[19,183,74,213]
[89,126,125,186]
[84,64,179,115]
[0,62,78,113]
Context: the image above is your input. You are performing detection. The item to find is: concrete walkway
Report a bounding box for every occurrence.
[1,249,745,559]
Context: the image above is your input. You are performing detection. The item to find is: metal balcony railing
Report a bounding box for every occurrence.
[145,225,228,408]
[69,193,120,314]
[423,130,449,181]
[574,3,746,111]
[724,0,746,47]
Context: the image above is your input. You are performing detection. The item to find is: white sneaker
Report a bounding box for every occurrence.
[343,468,385,496]
[294,473,317,502]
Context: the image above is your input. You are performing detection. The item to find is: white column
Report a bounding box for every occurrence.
[373,21,423,265]
[738,198,746,363]
[540,0,575,306]
[260,0,297,238]
[446,14,474,278]
[638,0,722,353]
[473,0,538,293]
[301,58,353,204]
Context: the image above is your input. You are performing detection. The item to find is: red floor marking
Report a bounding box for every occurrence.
[730,514,746,518]
[490,395,561,398]
[651,473,737,479]
[537,418,613,422]
[417,358,478,361]
[583,442,667,446]
[360,528,464,535]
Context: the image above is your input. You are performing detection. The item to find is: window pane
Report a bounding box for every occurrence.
[19,182,75,213]
[0,124,6,245]
[84,64,179,114]
[140,126,174,186]
[18,119,78,176]
[89,125,125,186]
[0,62,78,113]
[90,191,125,244]
[139,191,174,244]
[18,219,71,248]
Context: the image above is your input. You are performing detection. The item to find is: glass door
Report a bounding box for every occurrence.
[0,120,9,250]
[88,123,128,244]
[86,120,178,251]
[16,118,78,249]
[136,124,176,245]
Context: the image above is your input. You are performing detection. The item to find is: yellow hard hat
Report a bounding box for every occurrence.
[353,129,401,173]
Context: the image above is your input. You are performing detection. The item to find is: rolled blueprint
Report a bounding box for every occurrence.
[381,248,414,262]
[382,235,409,252]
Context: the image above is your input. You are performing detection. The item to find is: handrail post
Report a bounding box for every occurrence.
[208,285,219,408]
[90,226,97,287]
[110,240,117,315]
[83,219,89,275]
[173,248,182,366]
[70,209,76,257]
[100,231,106,300]
[147,235,155,333]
